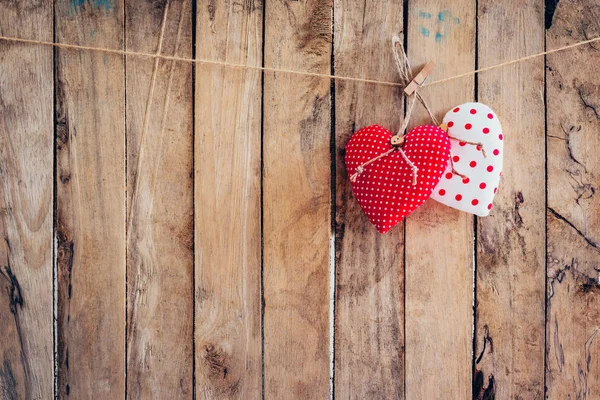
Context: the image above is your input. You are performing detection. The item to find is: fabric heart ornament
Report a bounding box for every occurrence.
[431,102,503,216]
[345,124,451,233]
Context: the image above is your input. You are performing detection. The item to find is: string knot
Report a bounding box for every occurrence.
[349,166,364,183]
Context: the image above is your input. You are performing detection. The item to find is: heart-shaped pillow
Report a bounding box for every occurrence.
[430,102,503,216]
[345,124,451,233]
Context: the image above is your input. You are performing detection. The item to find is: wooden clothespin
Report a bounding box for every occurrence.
[403,61,436,96]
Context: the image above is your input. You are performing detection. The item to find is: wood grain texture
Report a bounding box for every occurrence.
[126,0,194,398]
[546,0,600,398]
[0,1,54,399]
[473,1,546,399]
[55,1,125,397]
[333,1,405,398]
[195,0,263,398]
[404,1,475,399]
[263,0,332,397]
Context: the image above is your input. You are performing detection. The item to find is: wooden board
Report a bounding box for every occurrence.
[125,0,194,398]
[194,1,263,398]
[404,2,476,399]
[332,1,405,398]
[262,0,332,397]
[0,1,54,399]
[546,0,600,397]
[473,1,546,398]
[55,1,125,397]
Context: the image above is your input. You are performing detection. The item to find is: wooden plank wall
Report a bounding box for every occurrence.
[195,1,262,397]
[263,1,332,397]
[475,0,546,398]
[0,1,54,399]
[55,0,126,397]
[125,0,194,398]
[405,2,476,398]
[0,0,599,399]
[333,2,405,399]
[546,0,600,397]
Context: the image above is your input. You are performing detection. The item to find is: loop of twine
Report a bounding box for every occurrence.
[391,36,439,128]
[447,134,487,158]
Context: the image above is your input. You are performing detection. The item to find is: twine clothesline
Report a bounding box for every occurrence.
[0,34,598,89]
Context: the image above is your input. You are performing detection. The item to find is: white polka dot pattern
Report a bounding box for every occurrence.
[431,102,504,216]
[345,124,451,233]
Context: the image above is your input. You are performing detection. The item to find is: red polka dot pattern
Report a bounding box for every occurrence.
[345,124,451,233]
[431,102,504,217]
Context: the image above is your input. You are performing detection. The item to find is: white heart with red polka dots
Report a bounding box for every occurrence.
[431,102,503,216]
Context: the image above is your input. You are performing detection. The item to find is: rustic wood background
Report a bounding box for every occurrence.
[0,0,599,398]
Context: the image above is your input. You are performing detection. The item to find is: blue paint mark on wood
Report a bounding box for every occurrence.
[417,9,460,42]
[437,10,460,24]
[70,0,113,12]
[438,10,450,22]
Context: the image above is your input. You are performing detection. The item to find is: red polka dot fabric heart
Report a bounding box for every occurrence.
[345,125,451,233]
[431,102,503,216]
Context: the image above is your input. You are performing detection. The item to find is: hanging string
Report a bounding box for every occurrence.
[0,34,598,90]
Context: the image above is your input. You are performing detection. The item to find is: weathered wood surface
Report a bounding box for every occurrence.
[333,1,405,398]
[0,1,54,399]
[263,0,332,398]
[1,0,600,398]
[195,0,263,398]
[404,2,476,399]
[546,0,600,398]
[55,0,125,397]
[474,1,546,399]
[126,0,194,398]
